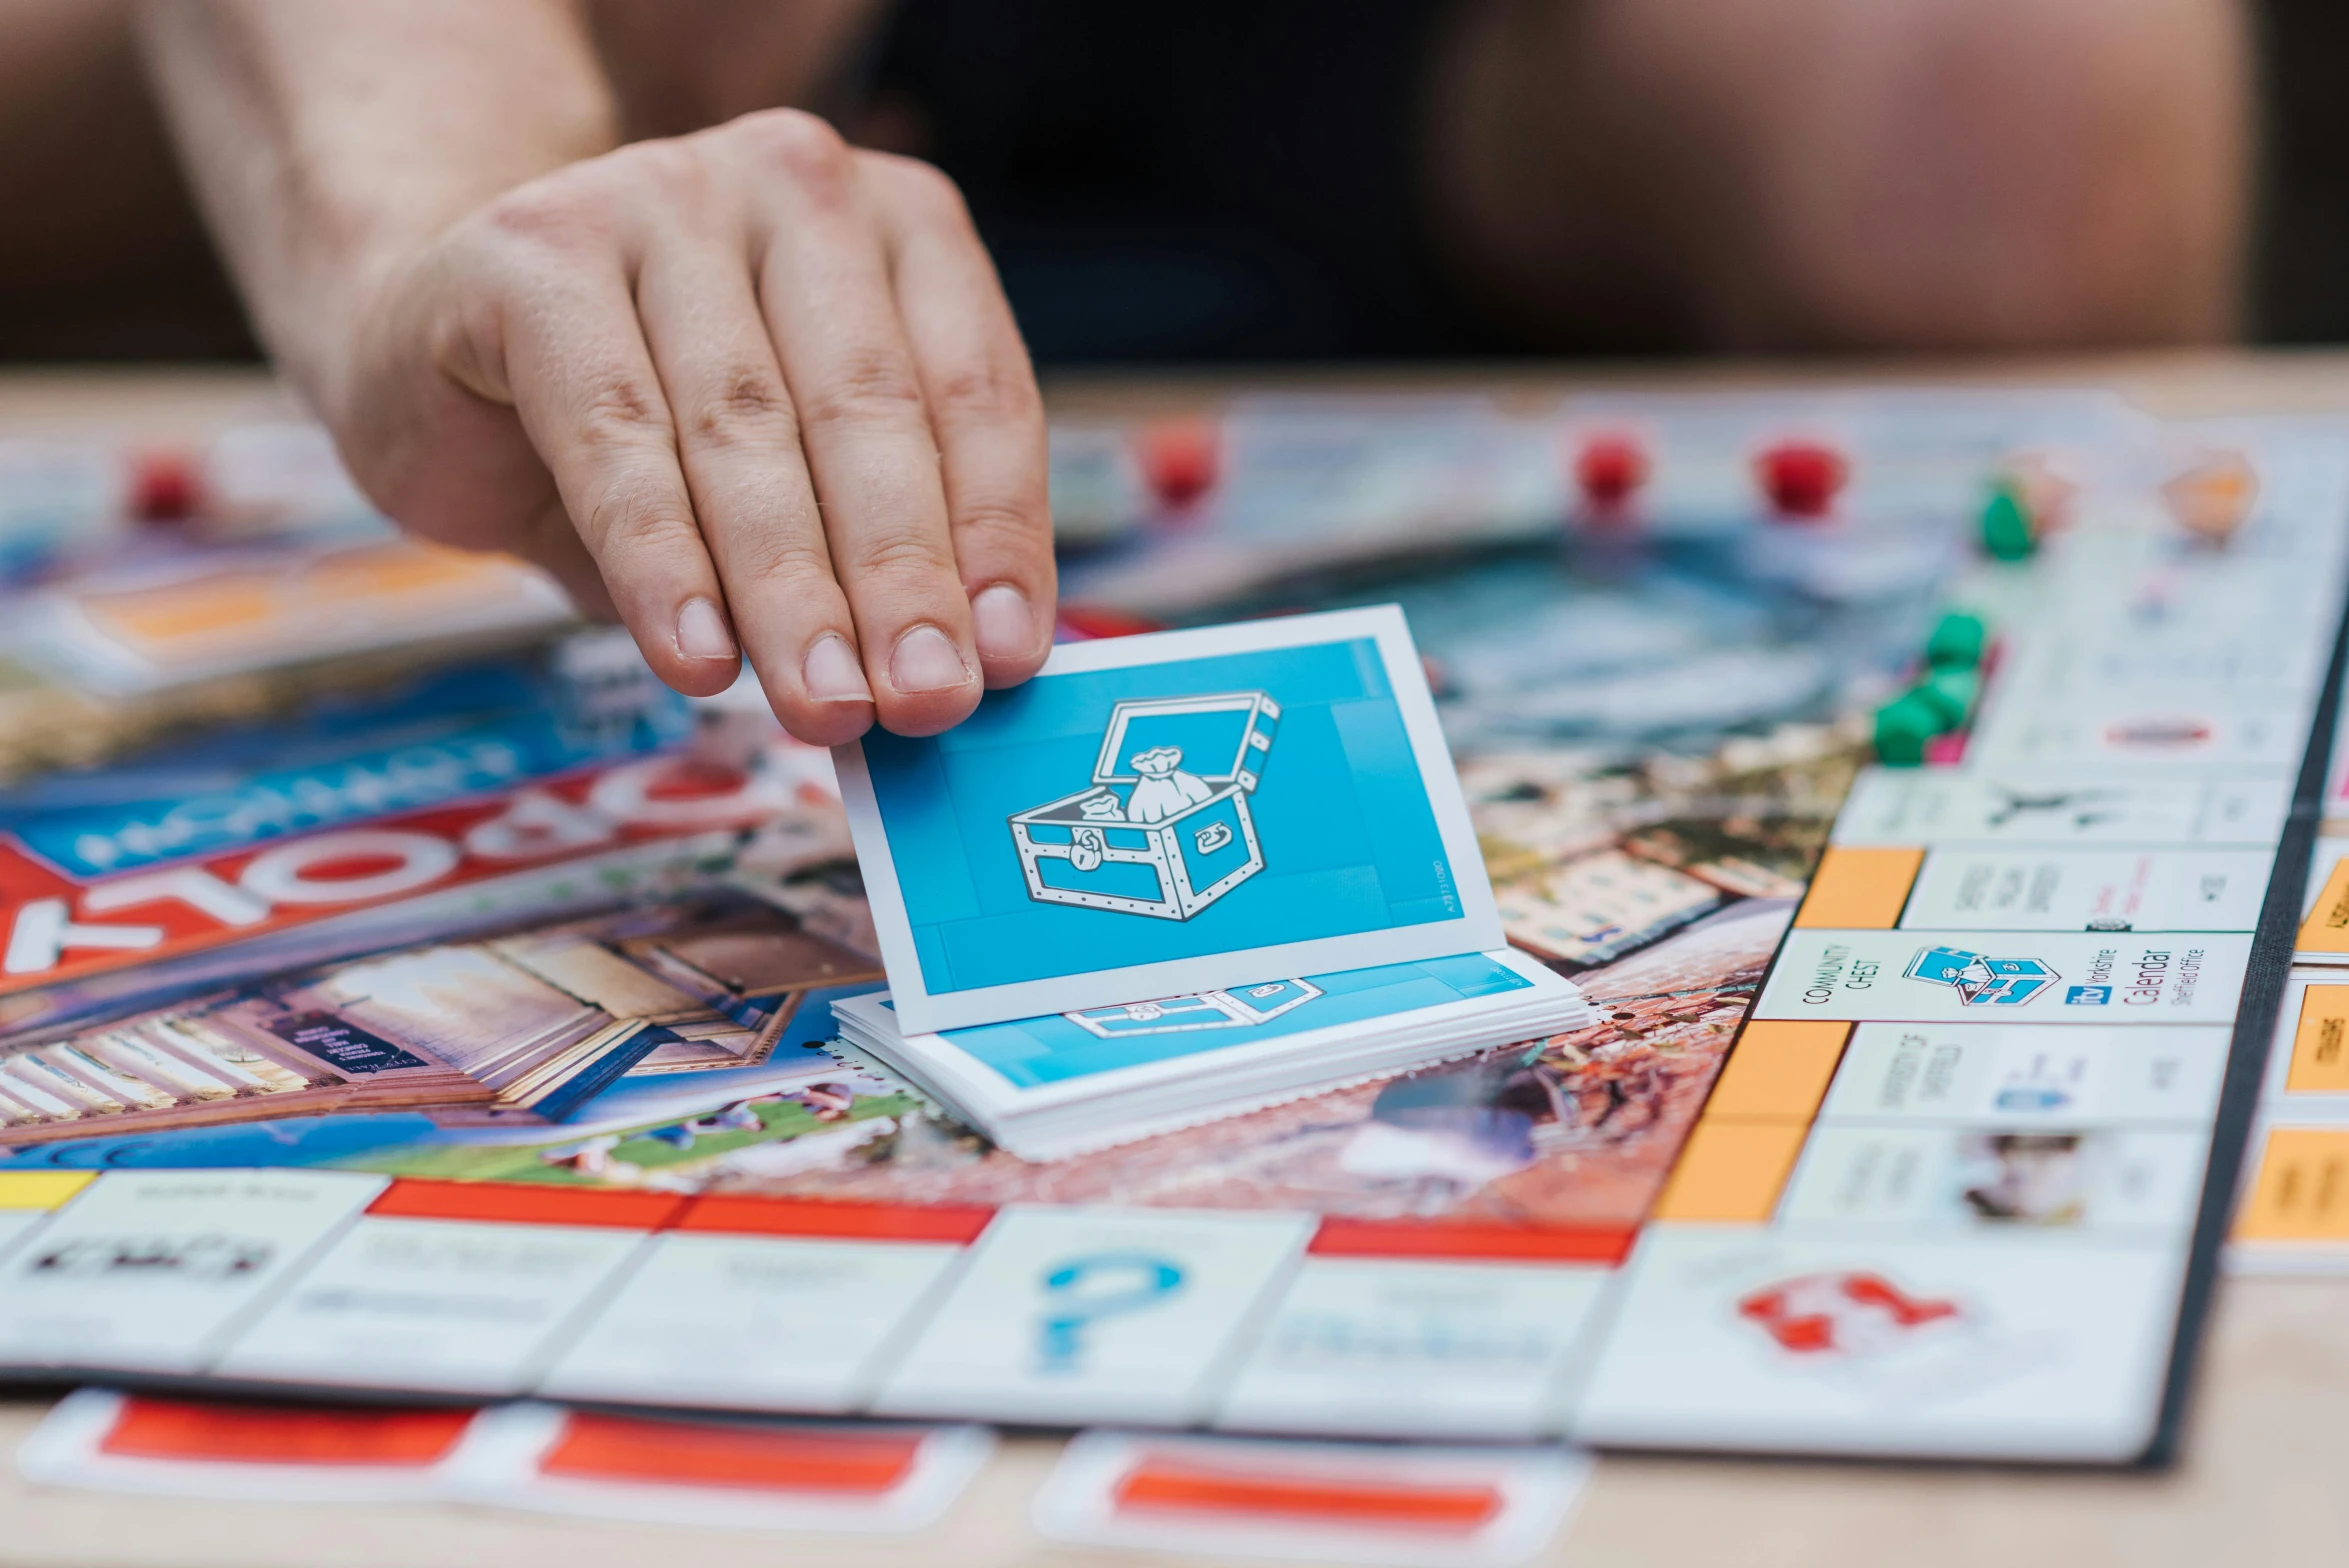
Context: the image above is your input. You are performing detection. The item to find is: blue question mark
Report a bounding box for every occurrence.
[1035,1251,1186,1373]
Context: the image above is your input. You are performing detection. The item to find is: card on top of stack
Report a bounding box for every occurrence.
[832,607,1588,1152]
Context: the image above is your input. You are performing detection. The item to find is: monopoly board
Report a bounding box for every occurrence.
[0,390,2339,1466]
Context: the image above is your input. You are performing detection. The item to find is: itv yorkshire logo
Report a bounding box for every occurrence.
[1904,945,2060,1006]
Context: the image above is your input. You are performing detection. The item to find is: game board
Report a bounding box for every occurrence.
[2226,674,2349,1271]
[0,389,2338,1466]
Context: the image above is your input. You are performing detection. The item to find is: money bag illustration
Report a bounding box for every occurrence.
[1123,745,1215,823]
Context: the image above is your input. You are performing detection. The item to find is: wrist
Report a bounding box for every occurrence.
[269,139,608,434]
[136,1,623,425]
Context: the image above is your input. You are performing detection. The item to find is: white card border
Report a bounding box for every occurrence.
[836,606,1502,1033]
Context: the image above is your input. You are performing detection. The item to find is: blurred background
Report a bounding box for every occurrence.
[6,0,2346,366]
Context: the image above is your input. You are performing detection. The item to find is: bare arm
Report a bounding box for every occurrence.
[1431,0,2251,351]
[138,0,1054,742]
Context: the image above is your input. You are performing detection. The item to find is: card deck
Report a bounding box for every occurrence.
[832,949,1588,1160]
[836,607,1502,1033]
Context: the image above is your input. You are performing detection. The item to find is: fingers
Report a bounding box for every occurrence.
[867,156,1056,689]
[634,223,879,745]
[488,207,741,700]
[737,113,984,738]
[443,118,1051,744]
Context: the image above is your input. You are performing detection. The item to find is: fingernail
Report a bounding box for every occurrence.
[802,634,872,703]
[971,583,1035,663]
[676,597,735,662]
[889,623,972,695]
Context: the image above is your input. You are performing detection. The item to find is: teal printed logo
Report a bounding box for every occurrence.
[1905,945,2060,1006]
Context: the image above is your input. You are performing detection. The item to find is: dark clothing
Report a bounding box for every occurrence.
[883,0,2349,361]
[2254,0,2349,341]
[14,0,2348,362]
[868,0,1478,363]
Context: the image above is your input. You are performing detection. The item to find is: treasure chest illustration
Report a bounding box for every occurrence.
[1009,691,1280,920]
[1065,977,1322,1038]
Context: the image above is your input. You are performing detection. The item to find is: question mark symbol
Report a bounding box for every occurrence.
[1036,1251,1185,1374]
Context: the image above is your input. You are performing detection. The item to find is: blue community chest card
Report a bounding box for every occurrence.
[834,606,1502,1032]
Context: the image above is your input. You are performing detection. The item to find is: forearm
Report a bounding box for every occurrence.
[1436,0,2251,351]
[134,0,620,412]
[136,5,1050,743]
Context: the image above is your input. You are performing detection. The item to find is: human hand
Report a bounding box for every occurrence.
[324,109,1053,743]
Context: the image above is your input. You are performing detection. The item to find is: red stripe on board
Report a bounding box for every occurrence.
[100,1397,476,1467]
[676,1194,995,1244]
[1114,1456,1501,1532]
[364,1179,686,1231]
[539,1411,923,1494]
[1307,1218,1636,1265]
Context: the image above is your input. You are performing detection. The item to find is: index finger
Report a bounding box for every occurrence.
[492,247,742,700]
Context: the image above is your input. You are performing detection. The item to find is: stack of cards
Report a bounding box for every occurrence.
[832,608,1589,1158]
[834,951,1590,1160]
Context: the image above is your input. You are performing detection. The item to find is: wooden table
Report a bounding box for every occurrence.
[3,355,2348,1568]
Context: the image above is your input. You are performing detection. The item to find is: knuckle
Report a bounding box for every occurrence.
[478,174,604,251]
[951,494,1050,554]
[845,527,958,583]
[732,107,853,196]
[930,360,1043,427]
[797,348,927,431]
[881,155,970,222]
[686,368,797,450]
[614,138,712,207]
[586,480,701,557]
[573,377,669,449]
[728,529,835,592]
